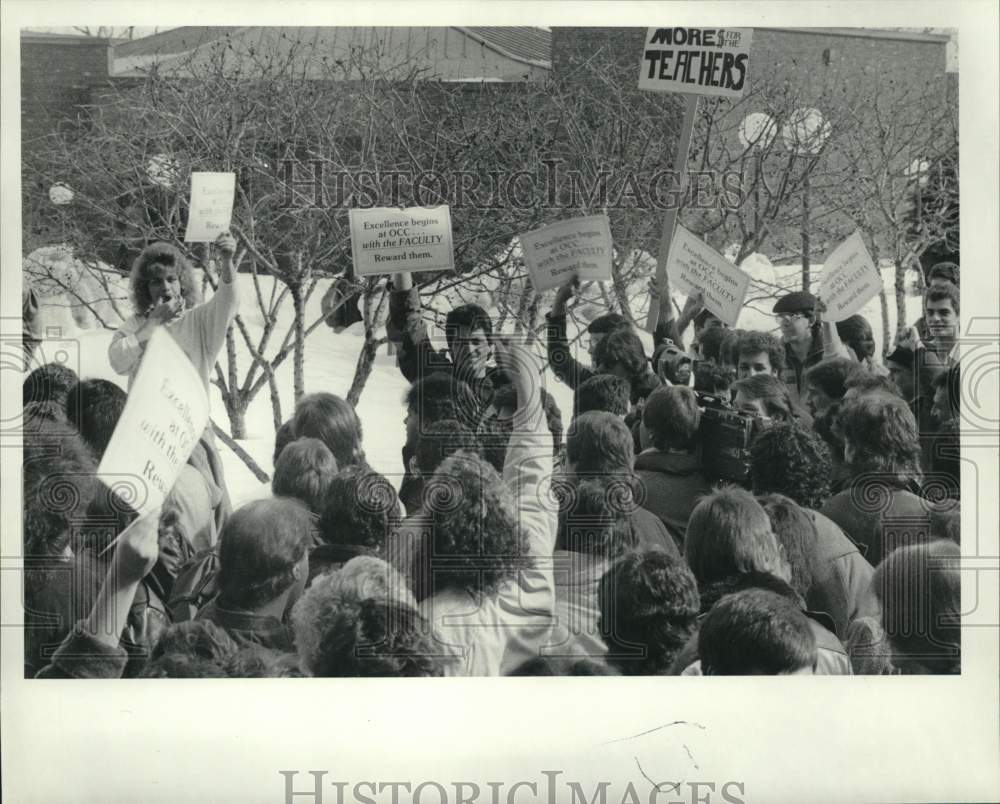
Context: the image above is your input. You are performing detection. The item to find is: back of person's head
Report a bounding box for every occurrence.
[566,411,634,476]
[805,357,855,402]
[480,383,564,466]
[149,619,238,666]
[736,330,786,375]
[685,487,788,587]
[719,328,744,369]
[23,419,97,556]
[217,498,314,610]
[843,370,900,400]
[694,308,724,334]
[225,645,303,678]
[405,372,478,430]
[24,362,79,410]
[642,385,701,452]
[414,419,481,476]
[577,374,631,417]
[699,588,817,675]
[756,494,816,600]
[593,328,648,380]
[271,437,339,515]
[598,550,701,675]
[693,361,734,395]
[22,400,70,439]
[838,392,922,483]
[445,304,493,353]
[318,465,401,552]
[507,656,620,676]
[697,327,727,363]
[750,422,833,509]
[560,478,637,558]
[63,379,127,461]
[874,540,961,673]
[928,261,959,287]
[835,315,876,361]
[587,312,629,336]
[925,282,960,316]
[293,392,365,468]
[292,556,442,677]
[426,452,526,597]
[731,373,803,423]
[273,418,296,466]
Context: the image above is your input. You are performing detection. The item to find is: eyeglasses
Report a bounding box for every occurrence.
[775,312,807,323]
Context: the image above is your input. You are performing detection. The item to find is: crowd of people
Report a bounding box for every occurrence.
[22,239,962,678]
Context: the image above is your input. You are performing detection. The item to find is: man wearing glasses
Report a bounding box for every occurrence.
[773,291,826,407]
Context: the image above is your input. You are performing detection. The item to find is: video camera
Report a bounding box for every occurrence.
[695,390,773,487]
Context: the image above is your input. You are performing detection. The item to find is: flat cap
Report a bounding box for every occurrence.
[773,291,817,314]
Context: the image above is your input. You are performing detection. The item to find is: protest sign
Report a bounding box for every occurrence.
[184,172,235,242]
[638,27,753,98]
[666,224,751,327]
[818,230,882,322]
[97,329,210,516]
[518,215,614,292]
[639,28,752,332]
[349,206,454,276]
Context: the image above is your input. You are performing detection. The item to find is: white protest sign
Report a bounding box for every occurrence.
[518,215,614,293]
[666,224,751,327]
[639,27,752,98]
[184,172,236,242]
[97,329,210,516]
[818,230,883,322]
[349,206,454,276]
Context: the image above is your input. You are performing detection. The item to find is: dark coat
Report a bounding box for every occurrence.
[820,479,930,565]
[634,449,712,550]
[197,600,295,653]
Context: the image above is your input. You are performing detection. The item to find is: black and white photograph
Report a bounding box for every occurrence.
[2,2,998,803]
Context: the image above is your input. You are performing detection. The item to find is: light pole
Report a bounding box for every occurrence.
[781,108,830,292]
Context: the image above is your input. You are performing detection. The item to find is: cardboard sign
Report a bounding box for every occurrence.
[518,215,614,293]
[184,172,235,242]
[349,206,454,276]
[819,231,882,322]
[639,27,752,98]
[97,329,210,516]
[666,224,751,327]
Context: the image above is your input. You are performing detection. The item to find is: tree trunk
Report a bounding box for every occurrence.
[894,259,908,337]
[212,420,269,483]
[291,283,306,403]
[801,171,811,292]
[346,333,385,407]
[879,287,891,356]
[610,262,635,324]
[222,391,248,440]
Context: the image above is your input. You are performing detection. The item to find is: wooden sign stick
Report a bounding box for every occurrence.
[645,94,699,333]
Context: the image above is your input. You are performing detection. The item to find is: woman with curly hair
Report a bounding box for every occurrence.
[419,340,558,676]
[109,232,237,391]
[820,392,931,564]
[292,556,449,677]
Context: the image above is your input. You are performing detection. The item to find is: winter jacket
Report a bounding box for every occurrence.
[820,479,931,566]
[197,600,295,654]
[34,623,129,679]
[803,510,877,639]
[634,449,712,550]
[556,501,681,561]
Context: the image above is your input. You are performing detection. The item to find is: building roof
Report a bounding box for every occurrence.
[112,26,552,77]
[461,27,551,65]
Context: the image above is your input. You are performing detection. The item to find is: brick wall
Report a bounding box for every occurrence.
[20,35,112,147]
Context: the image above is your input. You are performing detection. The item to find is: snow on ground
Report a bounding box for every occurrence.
[28,266,922,510]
